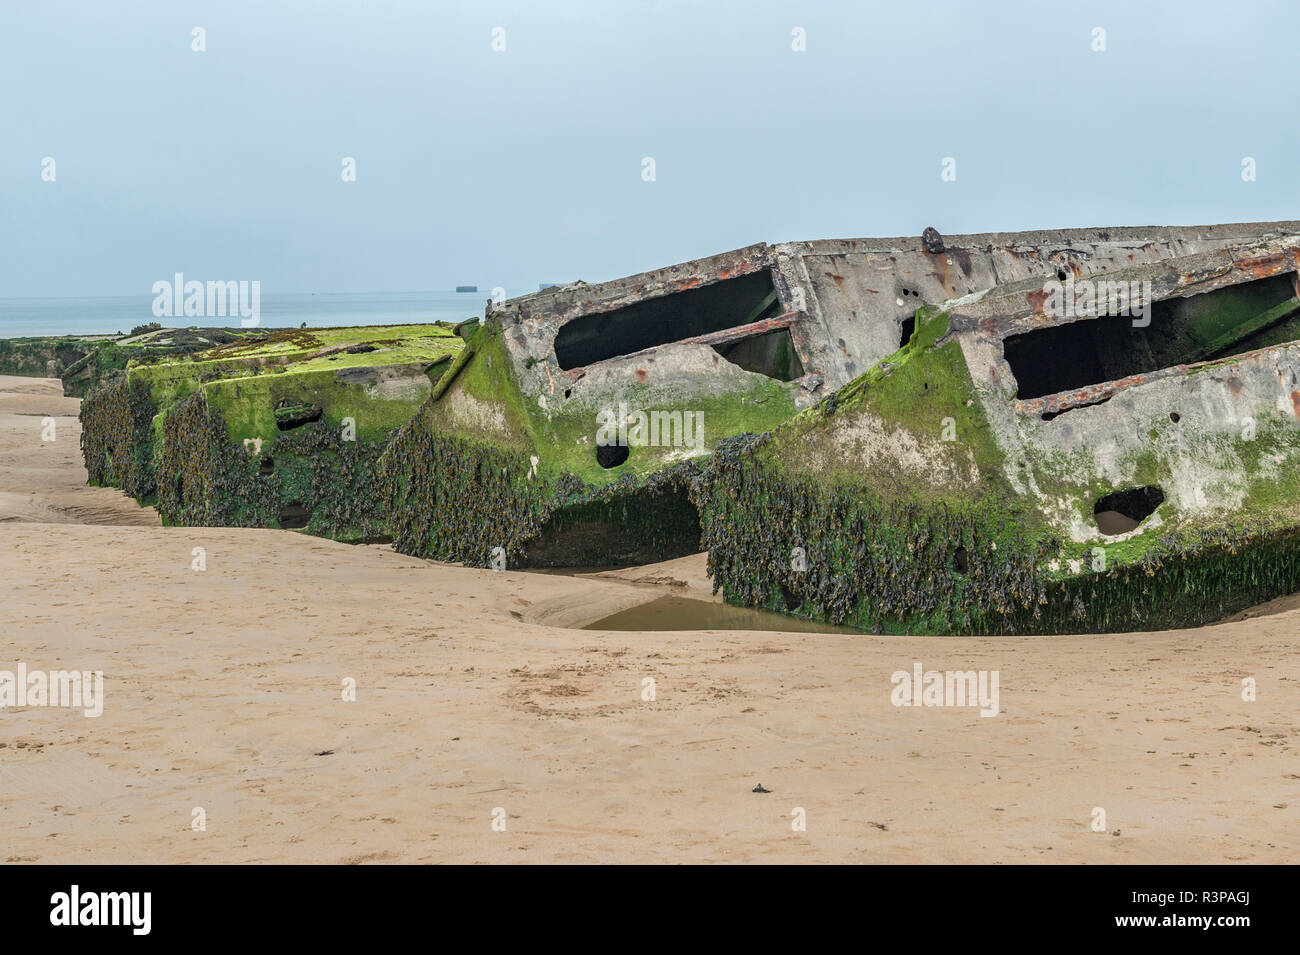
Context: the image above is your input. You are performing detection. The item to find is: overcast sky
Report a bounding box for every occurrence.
[3,0,1297,298]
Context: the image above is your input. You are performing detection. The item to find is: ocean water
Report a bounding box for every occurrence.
[0,290,525,338]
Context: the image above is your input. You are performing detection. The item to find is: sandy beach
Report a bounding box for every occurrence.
[1,375,1296,864]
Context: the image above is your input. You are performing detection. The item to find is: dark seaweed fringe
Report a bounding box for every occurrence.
[379,415,710,568]
[692,433,1300,634]
[79,376,157,500]
[158,391,391,540]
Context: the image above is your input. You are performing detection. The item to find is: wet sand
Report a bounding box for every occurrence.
[1,376,1296,863]
[0,376,160,527]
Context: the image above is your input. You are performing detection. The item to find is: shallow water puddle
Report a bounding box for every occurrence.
[1094,509,1141,535]
[583,594,863,634]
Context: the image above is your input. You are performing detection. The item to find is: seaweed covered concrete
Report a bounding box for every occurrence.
[79,324,463,541]
[695,235,1300,633]
[379,321,769,567]
[58,220,1300,624]
[382,220,1300,572]
[0,327,259,398]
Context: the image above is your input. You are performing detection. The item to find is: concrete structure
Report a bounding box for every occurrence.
[78,325,462,541]
[387,220,1300,574]
[692,227,1300,633]
[491,221,1300,413]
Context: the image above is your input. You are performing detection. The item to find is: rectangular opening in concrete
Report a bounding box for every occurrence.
[712,328,805,381]
[553,270,781,370]
[1005,273,1300,400]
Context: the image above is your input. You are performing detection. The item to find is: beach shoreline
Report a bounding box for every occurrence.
[2,376,1296,864]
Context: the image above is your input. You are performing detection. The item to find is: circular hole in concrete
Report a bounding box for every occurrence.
[277,503,312,529]
[1094,486,1164,536]
[1169,412,1181,423]
[596,443,629,469]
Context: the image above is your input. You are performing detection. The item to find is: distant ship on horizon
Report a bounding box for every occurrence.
[455,285,477,293]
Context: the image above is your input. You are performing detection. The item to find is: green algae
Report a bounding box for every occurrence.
[381,322,803,566]
[158,390,394,541]
[79,324,464,541]
[694,304,1300,634]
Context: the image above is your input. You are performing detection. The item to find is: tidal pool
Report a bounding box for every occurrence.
[583,595,864,634]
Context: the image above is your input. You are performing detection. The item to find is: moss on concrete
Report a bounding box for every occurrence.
[381,323,803,566]
[695,304,1300,634]
[158,390,396,541]
[79,324,462,539]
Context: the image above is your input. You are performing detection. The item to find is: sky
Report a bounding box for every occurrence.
[2,0,1298,298]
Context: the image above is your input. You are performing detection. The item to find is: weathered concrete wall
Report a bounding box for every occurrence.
[691,233,1300,633]
[779,221,1300,395]
[487,221,1300,420]
[943,238,1300,541]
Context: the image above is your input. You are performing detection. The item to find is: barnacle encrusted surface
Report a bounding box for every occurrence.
[80,324,463,540]
[695,305,1300,634]
[380,322,799,567]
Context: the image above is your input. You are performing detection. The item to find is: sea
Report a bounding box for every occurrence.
[0,290,530,338]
